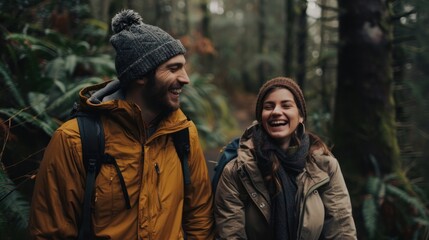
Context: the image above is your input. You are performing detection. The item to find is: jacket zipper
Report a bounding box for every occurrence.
[296,177,329,239]
[155,163,162,210]
[139,148,144,239]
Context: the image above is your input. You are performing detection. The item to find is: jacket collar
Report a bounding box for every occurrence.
[78,79,190,144]
[235,123,271,204]
[236,123,331,200]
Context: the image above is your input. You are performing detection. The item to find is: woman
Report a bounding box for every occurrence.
[214,77,356,240]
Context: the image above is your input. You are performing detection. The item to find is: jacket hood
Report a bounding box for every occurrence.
[234,122,271,206]
[237,121,258,150]
[79,79,124,110]
[234,122,262,179]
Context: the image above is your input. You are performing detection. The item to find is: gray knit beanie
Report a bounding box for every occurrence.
[255,77,307,123]
[110,9,186,87]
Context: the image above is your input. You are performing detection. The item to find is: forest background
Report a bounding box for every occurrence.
[0,0,428,239]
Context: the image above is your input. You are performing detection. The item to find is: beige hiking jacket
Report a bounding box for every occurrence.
[214,125,356,240]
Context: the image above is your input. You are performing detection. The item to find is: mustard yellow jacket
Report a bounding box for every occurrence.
[29,81,215,239]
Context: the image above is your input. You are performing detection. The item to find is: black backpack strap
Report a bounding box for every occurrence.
[172,128,191,185]
[104,154,131,209]
[76,113,131,240]
[76,113,104,240]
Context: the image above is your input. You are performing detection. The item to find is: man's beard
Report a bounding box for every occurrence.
[142,82,177,114]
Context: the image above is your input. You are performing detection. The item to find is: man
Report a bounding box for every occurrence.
[29,9,214,239]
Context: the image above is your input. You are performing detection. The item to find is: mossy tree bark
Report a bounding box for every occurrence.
[296,1,308,89]
[334,0,400,236]
[257,0,266,86]
[283,0,296,79]
[335,0,400,178]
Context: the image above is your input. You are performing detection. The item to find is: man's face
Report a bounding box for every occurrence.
[143,55,190,113]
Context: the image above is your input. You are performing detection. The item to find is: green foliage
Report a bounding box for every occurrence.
[307,110,331,141]
[0,64,25,108]
[0,5,115,238]
[0,168,30,239]
[181,73,238,148]
[362,162,429,239]
[362,193,378,239]
[1,25,113,133]
[393,0,429,197]
[0,108,56,136]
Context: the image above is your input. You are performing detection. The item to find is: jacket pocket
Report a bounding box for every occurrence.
[154,162,163,212]
[300,190,325,239]
[93,160,133,228]
[93,164,116,227]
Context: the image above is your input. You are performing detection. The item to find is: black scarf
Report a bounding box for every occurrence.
[255,130,309,240]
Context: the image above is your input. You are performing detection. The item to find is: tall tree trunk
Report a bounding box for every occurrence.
[200,0,210,38]
[258,0,266,86]
[168,0,189,36]
[155,0,172,32]
[183,0,190,36]
[319,0,330,113]
[194,0,213,75]
[284,0,296,77]
[334,0,400,237]
[127,0,145,18]
[392,0,413,165]
[89,0,111,23]
[296,0,307,89]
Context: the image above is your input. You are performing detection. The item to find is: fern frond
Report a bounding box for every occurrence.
[83,55,116,74]
[46,77,103,118]
[366,176,386,200]
[0,108,57,136]
[410,181,429,203]
[6,33,58,56]
[0,169,30,231]
[414,217,429,226]
[386,184,428,218]
[362,196,378,239]
[0,63,25,107]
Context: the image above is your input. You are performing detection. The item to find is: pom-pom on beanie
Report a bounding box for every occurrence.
[255,77,307,123]
[110,9,186,87]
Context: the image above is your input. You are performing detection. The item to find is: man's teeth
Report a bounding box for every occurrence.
[170,88,182,94]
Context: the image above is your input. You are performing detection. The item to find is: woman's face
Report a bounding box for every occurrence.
[261,88,303,149]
